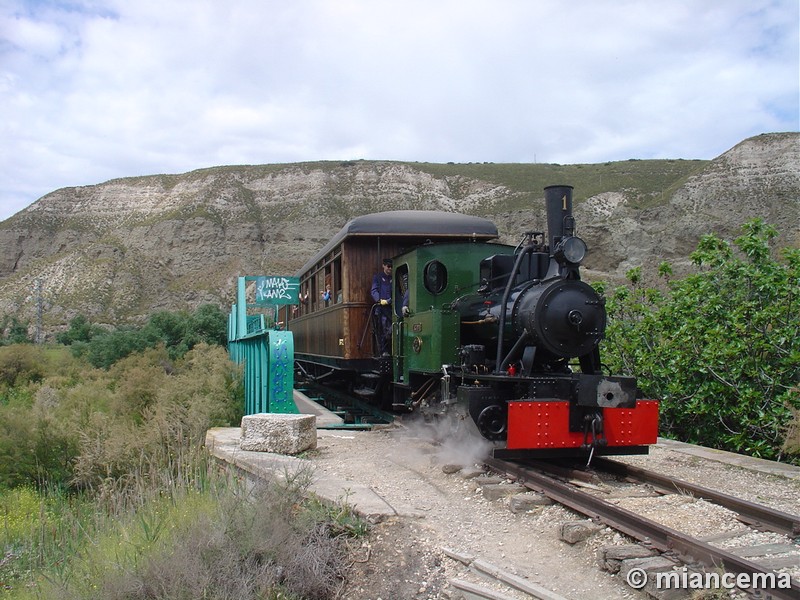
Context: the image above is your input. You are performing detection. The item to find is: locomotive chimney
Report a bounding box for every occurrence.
[544,185,574,251]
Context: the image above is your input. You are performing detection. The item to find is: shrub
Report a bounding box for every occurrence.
[0,406,38,488]
[9,467,362,600]
[56,315,105,345]
[0,345,45,387]
[0,397,81,490]
[0,315,32,345]
[601,219,800,462]
[74,304,228,368]
[0,332,360,600]
[108,347,173,423]
[0,343,242,493]
[782,396,800,456]
[70,344,242,493]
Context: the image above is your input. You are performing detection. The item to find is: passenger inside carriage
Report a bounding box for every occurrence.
[323,272,333,305]
[299,286,309,315]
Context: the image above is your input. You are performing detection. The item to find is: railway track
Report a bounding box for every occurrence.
[591,457,800,537]
[484,456,800,600]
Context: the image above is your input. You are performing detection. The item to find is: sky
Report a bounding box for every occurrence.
[1,0,798,222]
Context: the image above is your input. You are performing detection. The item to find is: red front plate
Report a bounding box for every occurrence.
[506,400,659,450]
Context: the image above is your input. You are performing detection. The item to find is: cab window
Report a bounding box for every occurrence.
[423,260,447,295]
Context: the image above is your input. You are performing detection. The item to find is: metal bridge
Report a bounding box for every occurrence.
[227,275,394,430]
[227,276,298,415]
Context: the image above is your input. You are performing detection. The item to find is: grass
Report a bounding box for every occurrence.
[401,158,707,208]
[1,455,367,600]
[1,485,96,596]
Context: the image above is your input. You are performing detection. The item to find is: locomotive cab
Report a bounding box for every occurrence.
[390,240,516,400]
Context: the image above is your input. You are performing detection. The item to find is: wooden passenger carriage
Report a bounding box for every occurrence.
[279,211,499,376]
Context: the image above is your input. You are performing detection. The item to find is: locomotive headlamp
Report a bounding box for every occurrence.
[554,235,587,265]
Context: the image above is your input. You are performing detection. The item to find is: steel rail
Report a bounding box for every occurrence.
[485,457,800,600]
[592,457,800,537]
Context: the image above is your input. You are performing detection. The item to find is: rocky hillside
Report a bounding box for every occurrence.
[0,132,797,338]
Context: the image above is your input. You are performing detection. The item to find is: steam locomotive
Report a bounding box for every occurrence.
[282,185,659,459]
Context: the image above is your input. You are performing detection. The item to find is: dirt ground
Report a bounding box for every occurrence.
[309,420,652,600]
[302,417,800,600]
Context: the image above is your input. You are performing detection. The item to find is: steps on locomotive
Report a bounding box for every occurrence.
[390,381,412,412]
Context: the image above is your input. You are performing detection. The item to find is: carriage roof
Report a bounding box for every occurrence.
[296,210,498,276]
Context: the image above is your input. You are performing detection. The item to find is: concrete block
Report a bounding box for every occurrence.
[240,413,317,454]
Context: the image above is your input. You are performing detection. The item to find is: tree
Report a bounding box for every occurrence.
[146,310,190,357]
[0,316,32,345]
[57,314,104,345]
[84,327,153,369]
[189,303,228,346]
[601,219,800,461]
[72,305,228,368]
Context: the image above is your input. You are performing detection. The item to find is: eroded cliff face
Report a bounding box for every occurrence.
[572,132,799,276]
[667,133,799,246]
[0,133,797,335]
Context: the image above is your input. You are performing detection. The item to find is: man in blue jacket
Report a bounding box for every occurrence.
[371,258,393,355]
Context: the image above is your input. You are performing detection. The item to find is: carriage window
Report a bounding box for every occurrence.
[333,257,342,303]
[423,260,447,295]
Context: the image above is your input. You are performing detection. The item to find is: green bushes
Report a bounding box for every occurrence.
[0,347,82,488]
[63,304,228,369]
[0,345,45,387]
[0,316,32,345]
[69,345,244,494]
[0,344,242,492]
[55,315,103,345]
[600,219,800,462]
[0,340,363,598]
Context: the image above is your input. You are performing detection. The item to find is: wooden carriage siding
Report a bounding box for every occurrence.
[279,211,499,362]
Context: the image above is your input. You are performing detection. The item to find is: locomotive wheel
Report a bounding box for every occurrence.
[476,405,507,440]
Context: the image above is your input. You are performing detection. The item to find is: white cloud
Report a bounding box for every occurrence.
[1,0,797,220]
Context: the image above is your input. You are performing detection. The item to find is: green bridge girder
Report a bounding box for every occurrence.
[227,276,298,415]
